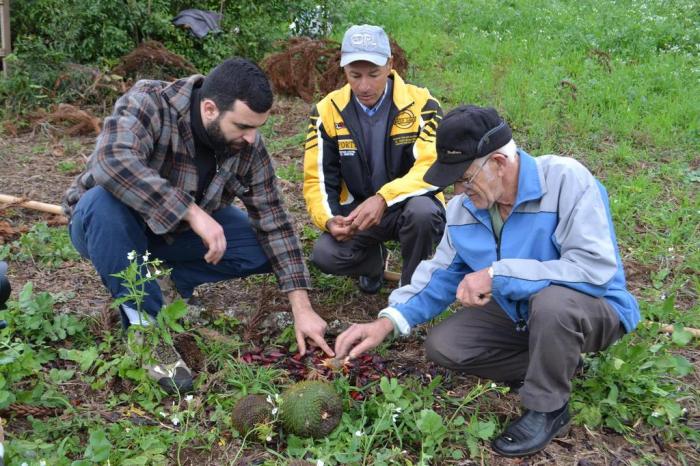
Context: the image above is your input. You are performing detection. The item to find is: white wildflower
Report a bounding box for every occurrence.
[266,435,273,442]
[266,395,273,405]
[354,430,363,437]
[316,461,324,466]
[651,411,661,418]
[491,382,498,388]
[127,251,136,261]
[159,411,167,417]
[392,414,399,422]
[185,395,194,403]
[172,416,180,426]
[143,251,151,261]
[394,407,402,413]
[40,462,47,466]
[146,270,152,278]
[155,269,162,275]
[271,407,278,415]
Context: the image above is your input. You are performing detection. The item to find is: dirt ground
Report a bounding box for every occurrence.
[0,96,698,465]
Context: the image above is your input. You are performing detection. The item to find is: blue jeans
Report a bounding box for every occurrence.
[69,187,272,319]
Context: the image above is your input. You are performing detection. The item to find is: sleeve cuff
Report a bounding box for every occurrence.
[378,307,411,337]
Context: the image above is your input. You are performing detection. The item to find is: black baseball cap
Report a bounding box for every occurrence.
[424,105,512,187]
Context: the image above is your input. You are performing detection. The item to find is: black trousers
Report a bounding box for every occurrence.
[424,285,624,412]
[311,196,445,285]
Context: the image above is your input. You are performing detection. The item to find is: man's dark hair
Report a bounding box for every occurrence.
[200,57,273,113]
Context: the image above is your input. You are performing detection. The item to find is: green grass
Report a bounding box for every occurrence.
[1,0,699,464]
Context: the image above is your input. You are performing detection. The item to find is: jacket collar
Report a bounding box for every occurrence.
[513,149,545,207]
[161,74,205,119]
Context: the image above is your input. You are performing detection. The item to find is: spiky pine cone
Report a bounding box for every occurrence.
[232,394,272,435]
[280,380,342,438]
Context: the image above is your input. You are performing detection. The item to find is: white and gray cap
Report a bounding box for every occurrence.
[340,24,392,67]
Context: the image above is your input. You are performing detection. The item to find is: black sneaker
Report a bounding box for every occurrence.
[358,244,386,294]
[491,402,570,457]
[358,274,383,294]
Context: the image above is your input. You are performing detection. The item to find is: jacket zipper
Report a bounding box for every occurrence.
[493,206,527,331]
[332,100,373,196]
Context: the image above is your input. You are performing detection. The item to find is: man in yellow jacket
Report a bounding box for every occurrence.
[303,25,446,293]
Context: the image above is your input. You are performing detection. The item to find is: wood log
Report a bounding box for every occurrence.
[658,324,700,338]
[383,270,401,282]
[0,194,65,216]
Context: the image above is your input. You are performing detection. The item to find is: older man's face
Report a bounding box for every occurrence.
[454,155,502,209]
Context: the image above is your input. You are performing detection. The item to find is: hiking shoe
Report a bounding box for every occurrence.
[147,338,194,394]
[129,331,194,394]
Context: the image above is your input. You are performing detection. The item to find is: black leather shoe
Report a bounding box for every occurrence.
[358,274,383,294]
[491,403,570,457]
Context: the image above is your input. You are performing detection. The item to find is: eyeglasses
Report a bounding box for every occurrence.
[456,155,493,188]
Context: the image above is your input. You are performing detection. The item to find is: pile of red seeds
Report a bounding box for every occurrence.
[240,347,394,400]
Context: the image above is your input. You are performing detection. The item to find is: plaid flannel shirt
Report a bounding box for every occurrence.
[63,75,310,291]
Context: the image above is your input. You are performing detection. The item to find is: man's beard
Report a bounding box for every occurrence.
[205,117,248,154]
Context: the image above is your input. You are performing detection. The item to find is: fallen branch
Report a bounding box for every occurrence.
[0,194,65,216]
[658,324,700,338]
[383,270,401,282]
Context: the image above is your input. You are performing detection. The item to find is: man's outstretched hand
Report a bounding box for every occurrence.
[288,290,334,357]
[334,317,394,360]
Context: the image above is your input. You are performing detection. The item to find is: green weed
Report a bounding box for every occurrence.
[276,161,304,184]
[1,222,80,268]
[56,160,80,174]
[572,326,697,441]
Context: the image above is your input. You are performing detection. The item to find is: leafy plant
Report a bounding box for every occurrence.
[283,376,504,465]
[3,222,81,268]
[571,329,696,440]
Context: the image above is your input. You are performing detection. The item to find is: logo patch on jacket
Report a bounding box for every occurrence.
[394,109,416,129]
[335,122,346,130]
[339,140,356,151]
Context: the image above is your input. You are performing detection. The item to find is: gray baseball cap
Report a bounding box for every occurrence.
[340,25,391,67]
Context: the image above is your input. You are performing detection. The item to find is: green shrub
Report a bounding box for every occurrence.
[10,0,332,71]
[3,0,332,114]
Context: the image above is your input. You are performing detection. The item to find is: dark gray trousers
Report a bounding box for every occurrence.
[424,285,624,412]
[311,196,445,284]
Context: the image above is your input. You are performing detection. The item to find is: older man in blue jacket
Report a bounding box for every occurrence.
[334,104,640,457]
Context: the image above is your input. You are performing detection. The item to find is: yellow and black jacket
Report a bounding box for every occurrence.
[303,71,444,231]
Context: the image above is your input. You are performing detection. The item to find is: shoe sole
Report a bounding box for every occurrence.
[492,421,571,458]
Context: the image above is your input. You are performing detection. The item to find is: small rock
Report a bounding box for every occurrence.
[326,319,350,337]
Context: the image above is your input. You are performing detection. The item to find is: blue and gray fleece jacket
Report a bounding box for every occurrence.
[379,150,640,335]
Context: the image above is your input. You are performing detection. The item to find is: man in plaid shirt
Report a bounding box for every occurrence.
[63,58,332,393]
